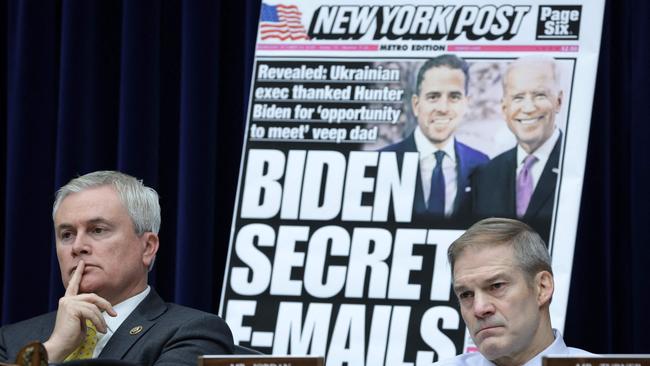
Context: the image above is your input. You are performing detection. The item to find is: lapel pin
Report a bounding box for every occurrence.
[552,168,559,174]
[130,326,143,335]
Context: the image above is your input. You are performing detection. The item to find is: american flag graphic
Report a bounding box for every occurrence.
[259,3,310,41]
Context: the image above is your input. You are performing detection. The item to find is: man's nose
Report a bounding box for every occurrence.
[433,97,450,113]
[472,292,495,319]
[71,233,91,256]
[521,96,536,113]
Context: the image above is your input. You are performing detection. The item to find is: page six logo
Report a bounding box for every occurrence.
[536,5,581,40]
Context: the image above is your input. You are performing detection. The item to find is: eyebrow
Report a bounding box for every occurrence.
[87,217,113,225]
[483,273,510,284]
[55,223,73,232]
[453,271,512,293]
[55,217,113,231]
[452,284,468,294]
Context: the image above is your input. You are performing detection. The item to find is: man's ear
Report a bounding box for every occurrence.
[555,90,564,113]
[141,233,159,268]
[411,94,420,117]
[535,270,554,307]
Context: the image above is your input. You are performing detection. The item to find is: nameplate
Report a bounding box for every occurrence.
[544,356,650,366]
[198,355,324,366]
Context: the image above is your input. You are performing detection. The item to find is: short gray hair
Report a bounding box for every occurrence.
[448,218,552,282]
[52,170,161,235]
[503,55,561,94]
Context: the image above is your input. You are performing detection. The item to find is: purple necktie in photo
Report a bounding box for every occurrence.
[428,150,446,215]
[516,155,538,217]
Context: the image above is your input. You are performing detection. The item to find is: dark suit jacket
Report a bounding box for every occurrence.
[0,288,234,366]
[382,133,489,221]
[471,135,562,243]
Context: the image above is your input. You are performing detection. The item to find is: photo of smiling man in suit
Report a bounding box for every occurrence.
[471,56,564,243]
[383,54,489,222]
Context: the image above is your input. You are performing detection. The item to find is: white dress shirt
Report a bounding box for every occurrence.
[516,129,560,191]
[414,127,458,216]
[433,329,596,366]
[93,286,151,357]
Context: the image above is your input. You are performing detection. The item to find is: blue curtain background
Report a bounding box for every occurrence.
[1,0,648,354]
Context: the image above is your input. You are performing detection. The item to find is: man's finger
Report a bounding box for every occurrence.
[65,260,85,297]
[78,303,109,334]
[75,293,117,317]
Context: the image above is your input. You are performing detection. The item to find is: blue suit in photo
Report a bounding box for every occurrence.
[382,132,489,222]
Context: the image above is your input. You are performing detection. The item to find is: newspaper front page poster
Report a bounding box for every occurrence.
[220,1,605,365]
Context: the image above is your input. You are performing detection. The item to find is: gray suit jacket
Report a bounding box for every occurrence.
[0,288,234,365]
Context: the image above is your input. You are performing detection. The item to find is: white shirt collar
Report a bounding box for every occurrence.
[93,286,151,357]
[522,329,569,366]
[516,128,560,166]
[103,285,151,333]
[436,329,595,366]
[414,126,456,162]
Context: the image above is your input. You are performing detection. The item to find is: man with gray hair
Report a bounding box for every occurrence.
[472,57,564,243]
[436,218,592,366]
[0,171,234,364]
